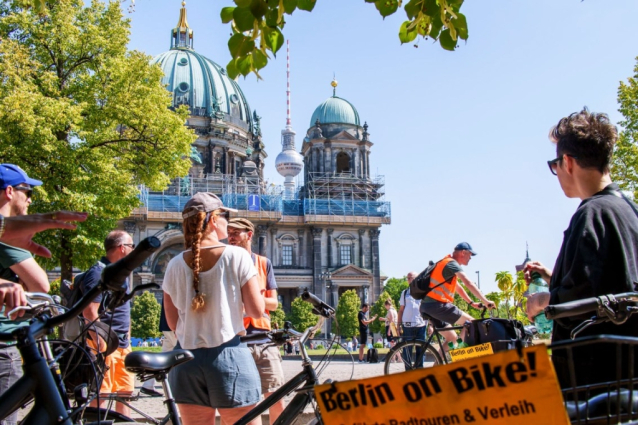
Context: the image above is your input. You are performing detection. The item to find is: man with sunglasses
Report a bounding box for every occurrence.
[226,217,286,422]
[0,164,50,425]
[80,230,136,415]
[525,108,638,389]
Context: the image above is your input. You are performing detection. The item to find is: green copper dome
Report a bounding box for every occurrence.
[150,4,255,133]
[309,96,360,127]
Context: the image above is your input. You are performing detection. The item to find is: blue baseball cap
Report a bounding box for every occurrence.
[0,164,43,189]
[454,242,477,256]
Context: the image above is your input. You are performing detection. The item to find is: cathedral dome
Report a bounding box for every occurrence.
[151,4,255,132]
[309,96,360,128]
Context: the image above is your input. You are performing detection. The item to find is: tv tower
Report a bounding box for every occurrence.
[275,40,303,199]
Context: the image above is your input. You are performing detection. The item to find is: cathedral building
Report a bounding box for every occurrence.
[124,4,391,324]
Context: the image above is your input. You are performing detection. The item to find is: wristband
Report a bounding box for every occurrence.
[0,214,4,239]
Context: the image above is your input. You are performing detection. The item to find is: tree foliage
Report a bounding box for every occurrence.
[218,0,468,78]
[369,291,392,334]
[131,291,161,339]
[270,302,286,329]
[335,289,360,338]
[0,0,196,280]
[613,56,638,199]
[286,296,318,333]
[383,277,409,309]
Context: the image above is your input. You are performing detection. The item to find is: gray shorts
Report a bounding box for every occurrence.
[420,300,463,329]
[169,336,261,408]
[248,344,285,393]
[0,346,21,425]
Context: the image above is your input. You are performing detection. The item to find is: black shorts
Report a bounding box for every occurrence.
[420,300,463,329]
[358,330,368,345]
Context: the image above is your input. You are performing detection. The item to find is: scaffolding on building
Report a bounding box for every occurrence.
[133,171,390,224]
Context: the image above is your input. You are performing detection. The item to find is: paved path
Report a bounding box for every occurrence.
[127,358,385,422]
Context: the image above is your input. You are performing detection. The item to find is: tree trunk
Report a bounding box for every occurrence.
[60,233,73,282]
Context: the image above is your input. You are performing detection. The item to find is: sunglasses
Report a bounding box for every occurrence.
[547,154,578,176]
[121,243,136,249]
[13,186,33,198]
[202,210,230,230]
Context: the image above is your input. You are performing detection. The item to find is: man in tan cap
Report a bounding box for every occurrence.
[227,218,285,420]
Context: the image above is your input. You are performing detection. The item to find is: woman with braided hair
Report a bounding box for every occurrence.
[162,192,265,425]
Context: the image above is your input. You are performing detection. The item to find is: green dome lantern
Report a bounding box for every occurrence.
[309,80,360,127]
[150,2,257,134]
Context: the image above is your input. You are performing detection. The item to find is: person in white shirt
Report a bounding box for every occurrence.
[163,193,265,425]
[398,272,427,369]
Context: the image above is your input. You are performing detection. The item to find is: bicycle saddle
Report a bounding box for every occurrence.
[125,349,194,373]
[565,388,638,420]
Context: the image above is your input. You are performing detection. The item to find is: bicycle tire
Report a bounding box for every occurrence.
[384,341,443,375]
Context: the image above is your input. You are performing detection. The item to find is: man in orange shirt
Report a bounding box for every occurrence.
[228,218,285,421]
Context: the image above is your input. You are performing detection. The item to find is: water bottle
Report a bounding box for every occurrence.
[456,338,468,349]
[447,341,456,350]
[528,272,554,334]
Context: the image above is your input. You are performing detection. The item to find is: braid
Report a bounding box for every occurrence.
[184,211,206,311]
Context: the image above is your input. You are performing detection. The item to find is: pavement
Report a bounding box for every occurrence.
[126,357,385,423]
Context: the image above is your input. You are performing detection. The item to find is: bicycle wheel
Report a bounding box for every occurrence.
[384,341,442,375]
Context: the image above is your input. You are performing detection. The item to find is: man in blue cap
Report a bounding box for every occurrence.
[0,164,49,425]
[419,242,495,354]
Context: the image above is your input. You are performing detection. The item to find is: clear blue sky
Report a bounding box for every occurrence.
[126,0,638,294]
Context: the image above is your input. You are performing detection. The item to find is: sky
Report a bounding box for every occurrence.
[126,0,638,294]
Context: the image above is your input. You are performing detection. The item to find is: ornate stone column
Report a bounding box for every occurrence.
[297,229,305,268]
[331,283,339,309]
[358,229,366,269]
[257,225,268,257]
[311,227,322,294]
[270,227,278,261]
[366,151,371,177]
[327,228,334,268]
[369,229,381,300]
[324,143,332,174]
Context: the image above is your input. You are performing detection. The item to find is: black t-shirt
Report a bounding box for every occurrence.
[358,310,367,333]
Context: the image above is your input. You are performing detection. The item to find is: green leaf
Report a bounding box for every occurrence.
[265,8,280,27]
[226,59,240,79]
[422,0,439,18]
[234,0,252,7]
[375,0,400,18]
[398,21,418,44]
[453,12,468,40]
[228,33,255,58]
[263,26,284,55]
[429,12,443,38]
[283,0,298,14]
[220,7,236,24]
[237,55,253,77]
[252,49,268,70]
[249,0,268,20]
[439,28,456,50]
[297,0,317,12]
[233,6,257,32]
[404,0,422,20]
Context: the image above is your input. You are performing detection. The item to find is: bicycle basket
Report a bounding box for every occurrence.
[550,335,638,425]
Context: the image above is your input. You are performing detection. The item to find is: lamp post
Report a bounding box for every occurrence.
[476,271,481,289]
[319,271,332,337]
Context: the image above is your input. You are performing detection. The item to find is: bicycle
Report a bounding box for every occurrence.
[545,292,638,425]
[234,290,337,425]
[383,306,534,375]
[0,236,162,425]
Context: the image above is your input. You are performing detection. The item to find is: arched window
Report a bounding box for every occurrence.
[336,233,356,266]
[336,152,351,174]
[152,244,183,277]
[277,233,298,267]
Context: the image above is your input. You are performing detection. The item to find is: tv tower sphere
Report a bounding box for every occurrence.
[275,129,303,178]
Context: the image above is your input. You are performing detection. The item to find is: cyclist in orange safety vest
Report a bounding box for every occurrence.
[227,218,286,421]
[419,242,495,352]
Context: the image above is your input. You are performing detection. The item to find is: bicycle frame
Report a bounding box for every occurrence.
[235,316,326,425]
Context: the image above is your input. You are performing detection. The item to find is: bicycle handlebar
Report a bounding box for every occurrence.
[544,292,638,320]
[301,289,335,318]
[0,236,161,341]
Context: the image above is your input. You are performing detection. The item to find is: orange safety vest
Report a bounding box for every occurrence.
[243,254,272,331]
[426,255,458,304]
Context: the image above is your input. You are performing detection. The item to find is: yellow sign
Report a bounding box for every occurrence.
[315,344,569,425]
[449,342,494,362]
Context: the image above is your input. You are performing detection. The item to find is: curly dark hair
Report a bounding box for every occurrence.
[549,107,618,173]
